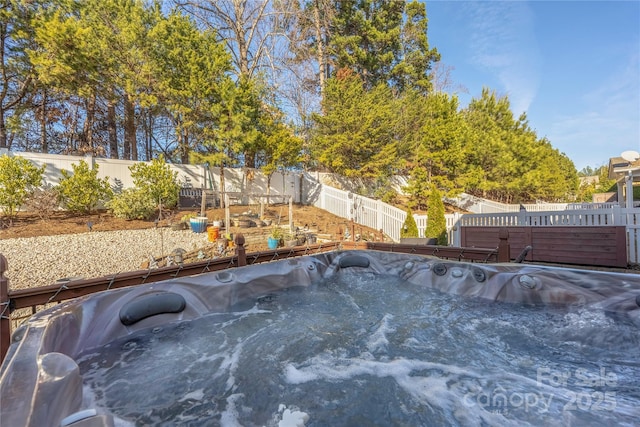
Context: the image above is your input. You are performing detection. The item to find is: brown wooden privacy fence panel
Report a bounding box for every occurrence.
[461,226,627,267]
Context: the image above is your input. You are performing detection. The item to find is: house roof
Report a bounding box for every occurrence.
[608,156,640,181]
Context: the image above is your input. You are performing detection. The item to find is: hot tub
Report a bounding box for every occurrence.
[1,250,639,426]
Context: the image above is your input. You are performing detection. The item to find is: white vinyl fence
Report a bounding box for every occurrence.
[445,193,570,213]
[0,150,304,202]
[309,181,640,265]
[311,183,460,243]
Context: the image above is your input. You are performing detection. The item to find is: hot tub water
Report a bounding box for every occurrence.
[76,270,640,426]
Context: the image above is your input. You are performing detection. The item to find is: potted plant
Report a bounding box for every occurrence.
[235,217,252,228]
[284,231,299,248]
[170,213,193,230]
[171,221,186,231]
[189,215,208,233]
[268,226,283,249]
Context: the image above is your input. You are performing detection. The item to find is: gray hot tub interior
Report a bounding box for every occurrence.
[1,250,639,426]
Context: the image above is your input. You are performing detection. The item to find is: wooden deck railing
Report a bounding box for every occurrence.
[0,231,510,364]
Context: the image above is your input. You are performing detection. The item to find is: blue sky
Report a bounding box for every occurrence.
[425,0,640,171]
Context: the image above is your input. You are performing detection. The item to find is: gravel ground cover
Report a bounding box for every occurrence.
[0,228,214,290]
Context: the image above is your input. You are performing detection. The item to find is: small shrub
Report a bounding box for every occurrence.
[400,208,419,238]
[23,185,59,221]
[107,188,157,220]
[129,155,179,209]
[0,154,45,220]
[57,160,112,214]
[270,226,284,240]
[426,186,447,245]
[180,213,197,223]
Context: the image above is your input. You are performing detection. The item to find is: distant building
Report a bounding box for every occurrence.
[608,155,640,208]
[578,175,599,186]
[592,192,617,203]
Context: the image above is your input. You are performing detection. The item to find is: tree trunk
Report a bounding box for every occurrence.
[145,109,153,160]
[266,173,272,207]
[0,108,7,149]
[220,163,226,209]
[232,0,251,77]
[107,99,118,158]
[39,89,48,153]
[244,150,255,168]
[174,115,191,164]
[69,103,80,153]
[81,94,96,153]
[180,128,190,164]
[123,93,136,160]
[313,1,327,101]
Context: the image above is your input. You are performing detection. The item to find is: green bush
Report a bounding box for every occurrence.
[426,186,447,245]
[107,188,157,220]
[0,154,45,220]
[129,155,179,209]
[57,160,112,214]
[400,207,419,238]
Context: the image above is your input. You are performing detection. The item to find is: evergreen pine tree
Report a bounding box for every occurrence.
[426,186,447,245]
[400,207,419,238]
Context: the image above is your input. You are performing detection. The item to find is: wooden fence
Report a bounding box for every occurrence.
[458,207,640,265]
[461,226,627,267]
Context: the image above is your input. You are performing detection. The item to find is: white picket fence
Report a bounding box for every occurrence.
[312,183,640,265]
[445,193,562,213]
[312,184,461,243]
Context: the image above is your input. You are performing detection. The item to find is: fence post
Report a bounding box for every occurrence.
[611,205,621,226]
[235,234,247,267]
[497,228,511,262]
[225,194,231,234]
[289,196,294,232]
[376,200,383,232]
[451,212,462,247]
[1,254,10,363]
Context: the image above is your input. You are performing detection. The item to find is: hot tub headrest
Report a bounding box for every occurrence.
[119,292,186,326]
[338,254,371,269]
